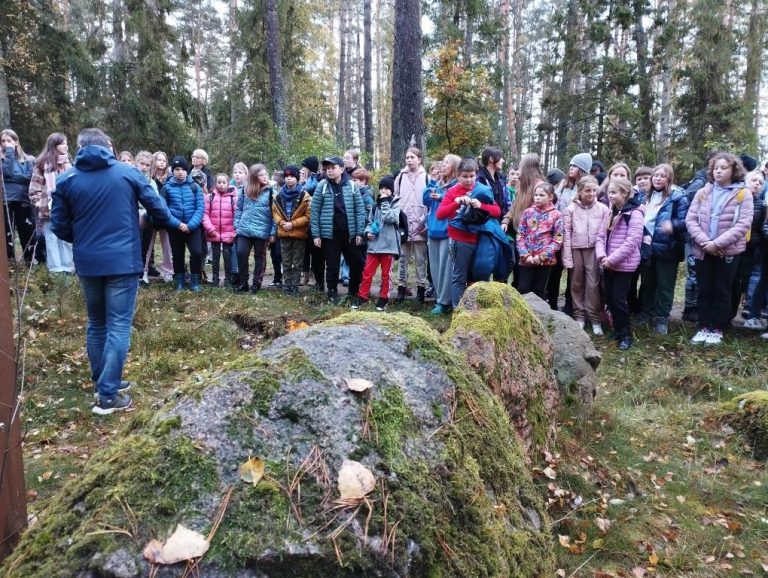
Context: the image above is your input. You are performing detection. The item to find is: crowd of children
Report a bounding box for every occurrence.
[4,127,768,349]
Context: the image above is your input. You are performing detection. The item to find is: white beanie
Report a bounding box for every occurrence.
[569,153,593,175]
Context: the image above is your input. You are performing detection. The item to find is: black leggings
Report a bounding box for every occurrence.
[3,200,36,263]
[518,266,552,299]
[167,228,202,275]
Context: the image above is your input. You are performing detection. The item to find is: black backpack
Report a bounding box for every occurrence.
[398,210,409,244]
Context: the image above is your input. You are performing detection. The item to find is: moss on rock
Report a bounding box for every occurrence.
[446,282,559,458]
[721,390,768,459]
[2,433,219,577]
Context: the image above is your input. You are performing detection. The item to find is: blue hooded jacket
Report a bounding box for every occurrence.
[51,145,180,276]
[423,178,453,239]
[447,184,513,280]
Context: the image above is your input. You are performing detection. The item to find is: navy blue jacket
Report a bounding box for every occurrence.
[649,187,689,260]
[2,149,34,203]
[51,145,180,276]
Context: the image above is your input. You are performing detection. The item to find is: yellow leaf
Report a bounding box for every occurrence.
[592,538,605,550]
[143,525,209,565]
[649,552,659,565]
[676,495,686,504]
[239,457,265,486]
[287,320,310,332]
[558,534,571,548]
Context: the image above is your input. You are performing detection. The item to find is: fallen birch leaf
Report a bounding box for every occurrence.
[345,378,373,392]
[337,459,375,499]
[543,466,557,479]
[143,525,209,565]
[595,517,612,533]
[239,457,265,486]
[287,320,310,332]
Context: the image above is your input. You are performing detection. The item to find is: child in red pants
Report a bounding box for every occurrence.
[354,176,402,311]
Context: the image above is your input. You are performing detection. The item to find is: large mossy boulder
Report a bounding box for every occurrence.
[521,293,601,407]
[721,390,768,459]
[3,313,555,577]
[447,283,560,457]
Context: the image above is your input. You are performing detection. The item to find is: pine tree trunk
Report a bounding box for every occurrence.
[229,0,238,125]
[0,45,10,130]
[390,0,423,172]
[502,0,520,160]
[363,0,374,164]
[265,0,287,152]
[743,0,764,132]
[634,0,654,159]
[657,0,676,162]
[337,8,348,147]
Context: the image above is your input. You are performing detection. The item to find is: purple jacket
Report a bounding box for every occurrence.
[596,197,644,272]
[685,182,753,259]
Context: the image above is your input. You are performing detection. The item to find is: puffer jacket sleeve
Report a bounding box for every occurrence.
[671,192,689,235]
[186,184,205,230]
[543,211,564,261]
[562,206,574,268]
[685,187,710,246]
[203,193,214,234]
[713,191,753,251]
[595,216,607,261]
[606,210,643,269]
[352,185,366,236]
[292,193,311,230]
[516,210,531,258]
[235,191,244,231]
[310,184,323,238]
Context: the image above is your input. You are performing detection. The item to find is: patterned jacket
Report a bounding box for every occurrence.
[516,203,564,266]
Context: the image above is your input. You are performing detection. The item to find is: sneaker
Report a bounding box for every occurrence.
[396,286,407,303]
[270,280,282,288]
[425,286,436,300]
[591,323,604,336]
[92,393,132,415]
[375,298,389,311]
[654,319,668,335]
[431,303,447,315]
[328,293,341,305]
[743,317,764,330]
[618,336,633,350]
[93,380,132,398]
[704,330,723,345]
[760,332,768,340]
[691,329,711,343]
[147,266,161,278]
[350,296,368,309]
[416,286,426,304]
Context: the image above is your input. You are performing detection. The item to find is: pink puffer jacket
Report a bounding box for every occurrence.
[596,201,645,272]
[563,199,610,268]
[685,183,753,259]
[203,187,237,243]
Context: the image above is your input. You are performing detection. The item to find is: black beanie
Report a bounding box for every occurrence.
[284,165,300,180]
[739,154,758,172]
[302,156,319,173]
[378,175,396,192]
[171,155,189,172]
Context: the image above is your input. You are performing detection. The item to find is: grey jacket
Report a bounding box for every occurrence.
[365,196,401,255]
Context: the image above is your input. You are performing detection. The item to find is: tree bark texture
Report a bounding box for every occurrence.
[363,0,374,163]
[336,8,348,147]
[390,0,423,173]
[265,0,288,152]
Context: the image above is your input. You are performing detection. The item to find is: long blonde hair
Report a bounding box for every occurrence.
[151,151,170,184]
[511,153,544,227]
[245,164,269,199]
[0,129,27,159]
[441,154,462,186]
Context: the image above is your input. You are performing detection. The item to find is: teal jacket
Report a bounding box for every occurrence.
[310,174,366,240]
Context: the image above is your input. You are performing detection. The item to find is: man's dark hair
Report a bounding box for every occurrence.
[77,128,111,149]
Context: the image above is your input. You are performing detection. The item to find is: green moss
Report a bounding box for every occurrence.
[370,386,417,464]
[721,390,768,459]
[154,415,182,436]
[3,435,219,577]
[275,346,326,383]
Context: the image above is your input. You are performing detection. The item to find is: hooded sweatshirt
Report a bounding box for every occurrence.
[51,145,179,276]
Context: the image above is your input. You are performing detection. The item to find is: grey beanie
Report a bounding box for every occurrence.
[569,152,593,175]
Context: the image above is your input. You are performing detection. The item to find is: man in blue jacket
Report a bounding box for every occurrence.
[51,128,180,415]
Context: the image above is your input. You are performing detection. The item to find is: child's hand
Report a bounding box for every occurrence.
[469,198,481,209]
[179,223,189,233]
[661,220,673,234]
[282,222,294,231]
[367,233,375,240]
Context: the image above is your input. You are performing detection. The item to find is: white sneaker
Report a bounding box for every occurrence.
[704,330,723,345]
[743,318,764,330]
[691,329,711,343]
[760,332,768,340]
[592,323,604,336]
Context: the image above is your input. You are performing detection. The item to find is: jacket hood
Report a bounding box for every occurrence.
[73,145,116,171]
[618,195,644,214]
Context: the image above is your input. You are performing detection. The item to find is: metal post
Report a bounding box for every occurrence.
[0,196,27,561]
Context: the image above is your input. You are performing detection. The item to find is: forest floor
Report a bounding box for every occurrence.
[10,263,768,577]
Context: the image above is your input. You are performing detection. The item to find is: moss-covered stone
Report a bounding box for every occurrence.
[5,310,556,577]
[446,282,559,458]
[721,390,768,459]
[2,434,219,577]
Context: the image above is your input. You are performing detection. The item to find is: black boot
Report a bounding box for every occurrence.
[416,286,425,304]
[396,285,407,303]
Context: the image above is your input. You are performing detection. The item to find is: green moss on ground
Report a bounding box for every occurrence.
[2,433,219,577]
[721,390,768,459]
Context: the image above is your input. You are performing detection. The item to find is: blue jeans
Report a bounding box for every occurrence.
[79,274,139,399]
